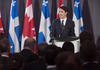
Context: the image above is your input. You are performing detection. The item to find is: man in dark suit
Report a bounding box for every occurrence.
[80,40,100,70]
[24,42,48,70]
[50,6,75,38]
[0,38,10,70]
[44,45,61,70]
[75,30,94,65]
[20,38,39,68]
[55,52,81,70]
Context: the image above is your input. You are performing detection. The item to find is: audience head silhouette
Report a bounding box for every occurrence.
[80,40,98,62]
[79,30,93,44]
[44,45,60,65]
[9,53,24,70]
[0,38,10,54]
[62,41,74,53]
[24,37,36,52]
[37,42,48,57]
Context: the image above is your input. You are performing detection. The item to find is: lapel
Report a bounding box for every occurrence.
[65,18,68,28]
[58,18,62,29]
[65,18,69,28]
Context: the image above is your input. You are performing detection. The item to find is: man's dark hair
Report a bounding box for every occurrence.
[44,45,60,65]
[0,33,5,40]
[80,40,98,62]
[37,42,48,57]
[24,38,36,49]
[55,52,81,70]
[60,6,69,13]
[79,30,93,43]
[9,53,24,70]
[0,38,10,53]
[62,41,74,53]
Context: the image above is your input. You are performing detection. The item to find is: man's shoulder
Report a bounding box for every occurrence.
[52,18,60,25]
[20,49,32,55]
[67,18,74,22]
[53,18,60,22]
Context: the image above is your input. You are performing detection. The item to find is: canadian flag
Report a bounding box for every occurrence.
[56,0,64,19]
[0,11,4,33]
[21,0,36,53]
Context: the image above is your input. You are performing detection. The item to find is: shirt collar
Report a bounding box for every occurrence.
[60,17,67,25]
[2,55,9,58]
[47,65,56,68]
[60,17,67,22]
[83,61,98,65]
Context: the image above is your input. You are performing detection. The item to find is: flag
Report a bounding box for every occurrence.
[67,0,73,20]
[50,0,57,23]
[21,0,36,50]
[73,0,84,37]
[0,11,4,33]
[56,0,63,19]
[8,0,20,53]
[38,0,51,44]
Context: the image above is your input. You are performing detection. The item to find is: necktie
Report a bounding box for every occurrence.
[62,20,64,30]
[61,20,64,36]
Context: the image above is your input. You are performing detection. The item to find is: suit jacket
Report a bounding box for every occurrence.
[2,56,9,70]
[50,18,75,38]
[82,63,100,70]
[24,58,46,70]
[75,52,84,66]
[20,49,39,66]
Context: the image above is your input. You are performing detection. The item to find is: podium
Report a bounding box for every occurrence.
[50,37,80,53]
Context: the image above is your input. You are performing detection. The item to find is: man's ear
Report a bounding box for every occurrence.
[66,12,68,15]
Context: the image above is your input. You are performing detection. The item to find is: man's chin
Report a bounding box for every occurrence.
[59,16,62,18]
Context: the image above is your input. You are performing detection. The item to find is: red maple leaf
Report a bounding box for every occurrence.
[23,13,36,38]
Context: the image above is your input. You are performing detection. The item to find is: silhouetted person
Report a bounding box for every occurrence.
[20,38,39,69]
[79,30,93,44]
[80,40,100,70]
[25,42,48,70]
[62,41,74,53]
[0,38,10,70]
[55,52,81,70]
[44,45,61,70]
[9,53,24,70]
[75,30,93,65]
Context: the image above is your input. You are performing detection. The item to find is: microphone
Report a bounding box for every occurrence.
[63,26,65,29]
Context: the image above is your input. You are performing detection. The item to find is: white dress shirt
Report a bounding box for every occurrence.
[60,17,67,26]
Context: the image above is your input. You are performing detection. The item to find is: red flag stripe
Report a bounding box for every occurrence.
[56,0,63,19]
[0,11,4,33]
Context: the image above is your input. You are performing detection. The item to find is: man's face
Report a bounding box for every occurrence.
[59,8,68,19]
